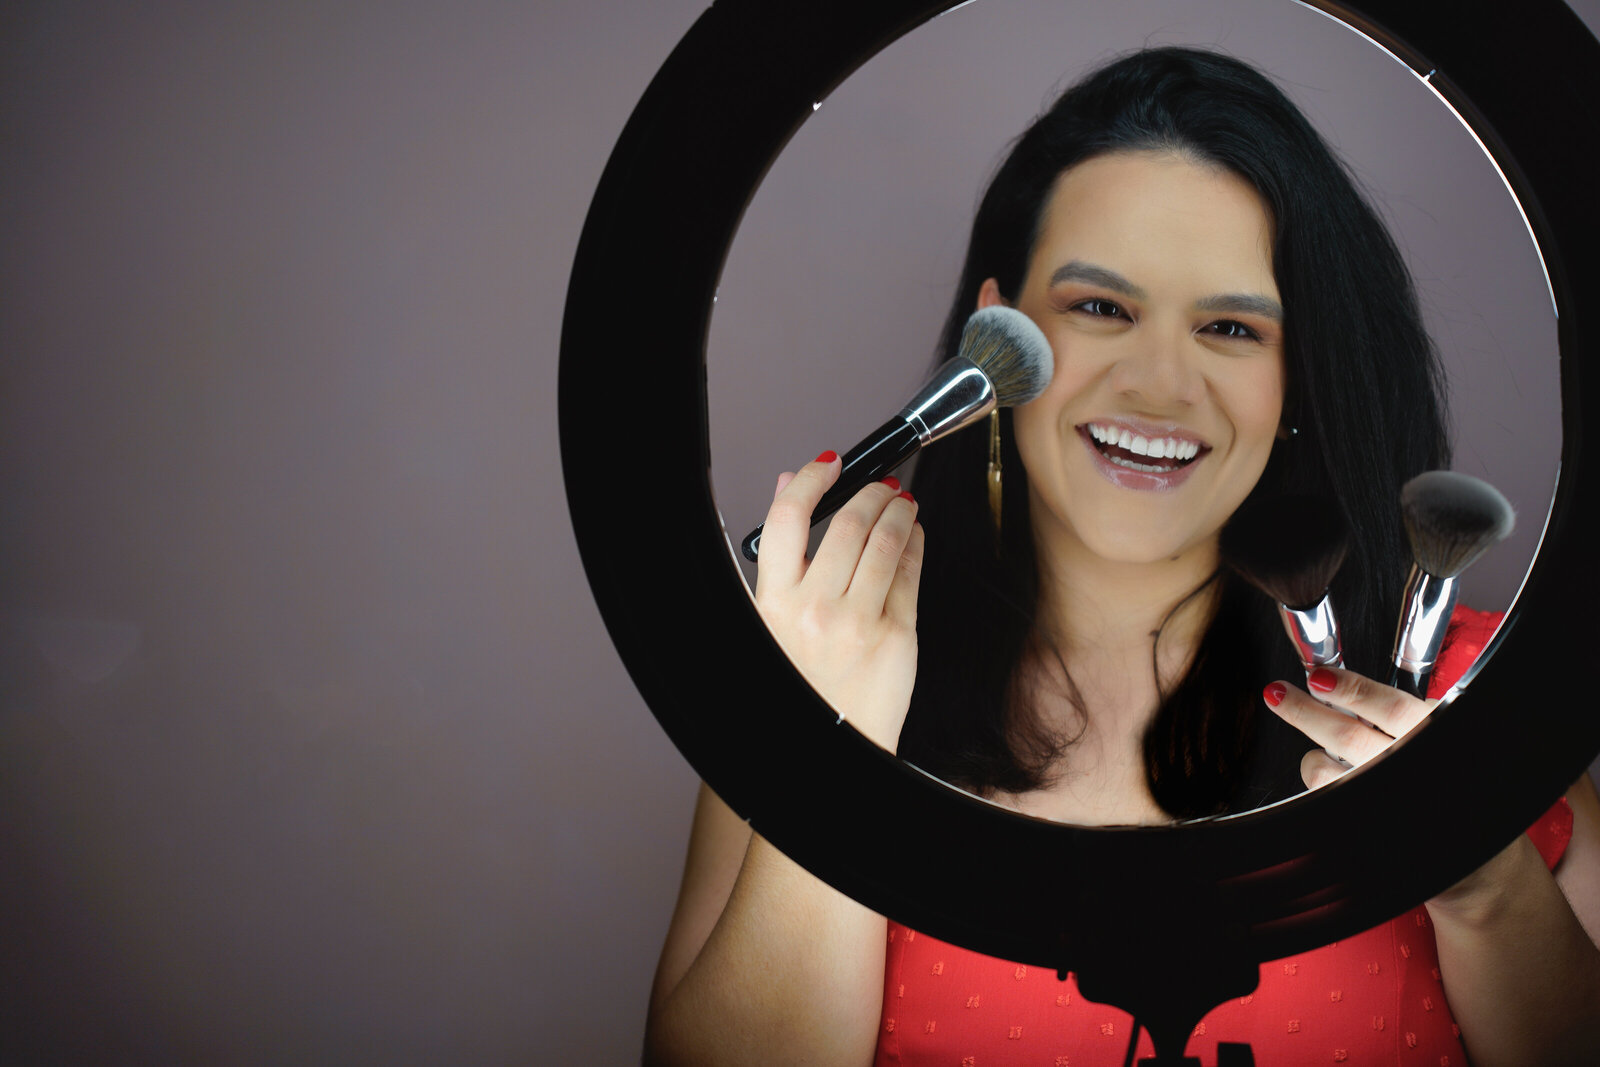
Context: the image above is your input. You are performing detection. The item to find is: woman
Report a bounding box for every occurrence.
[645,48,1600,1066]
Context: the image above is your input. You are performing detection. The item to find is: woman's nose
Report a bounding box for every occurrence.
[1108,329,1205,407]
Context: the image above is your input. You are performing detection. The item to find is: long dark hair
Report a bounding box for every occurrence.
[900,47,1449,818]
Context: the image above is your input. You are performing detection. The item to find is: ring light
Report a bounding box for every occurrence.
[560,0,1600,1046]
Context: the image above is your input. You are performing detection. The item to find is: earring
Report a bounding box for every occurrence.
[987,408,1003,539]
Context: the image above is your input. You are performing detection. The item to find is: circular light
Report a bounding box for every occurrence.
[560,0,1599,1024]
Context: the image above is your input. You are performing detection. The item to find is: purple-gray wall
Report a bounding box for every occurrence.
[3,2,1596,1063]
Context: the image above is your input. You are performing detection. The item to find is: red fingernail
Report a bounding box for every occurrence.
[881,476,900,491]
[899,490,915,503]
[1263,682,1286,708]
[815,450,838,464]
[1308,668,1337,693]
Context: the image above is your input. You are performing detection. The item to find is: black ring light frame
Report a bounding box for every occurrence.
[562,0,1600,1045]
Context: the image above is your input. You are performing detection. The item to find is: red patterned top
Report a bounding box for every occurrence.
[875,608,1574,1066]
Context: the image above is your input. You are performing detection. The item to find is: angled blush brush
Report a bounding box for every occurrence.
[1389,470,1515,698]
[1220,493,1351,672]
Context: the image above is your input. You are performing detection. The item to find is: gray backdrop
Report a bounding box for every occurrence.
[4,2,1596,1064]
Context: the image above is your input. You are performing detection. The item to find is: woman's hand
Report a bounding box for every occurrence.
[1263,668,1600,1066]
[1262,667,1530,908]
[753,451,923,753]
[1261,666,1437,789]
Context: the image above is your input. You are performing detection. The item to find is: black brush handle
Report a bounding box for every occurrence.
[740,416,922,562]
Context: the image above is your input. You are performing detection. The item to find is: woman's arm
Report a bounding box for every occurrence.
[1557,771,1600,944]
[644,783,888,1067]
[643,455,922,1066]
[1424,773,1600,1067]
[1267,670,1600,1067]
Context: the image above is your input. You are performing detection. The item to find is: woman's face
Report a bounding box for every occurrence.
[982,150,1287,572]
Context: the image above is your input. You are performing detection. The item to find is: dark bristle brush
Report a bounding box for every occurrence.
[1220,493,1351,672]
[740,306,1053,561]
[1390,470,1515,697]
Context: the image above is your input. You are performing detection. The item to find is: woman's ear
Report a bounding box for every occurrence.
[976,277,1008,310]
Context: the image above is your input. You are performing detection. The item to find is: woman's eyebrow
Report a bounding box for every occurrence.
[1195,292,1284,322]
[1047,260,1147,298]
[1047,260,1284,322]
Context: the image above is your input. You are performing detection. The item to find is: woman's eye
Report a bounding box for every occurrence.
[1074,298,1126,319]
[1204,320,1259,340]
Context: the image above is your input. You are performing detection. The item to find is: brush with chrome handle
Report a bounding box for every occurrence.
[1221,493,1351,673]
[1389,470,1514,698]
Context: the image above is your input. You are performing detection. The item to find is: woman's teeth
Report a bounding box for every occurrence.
[1086,423,1202,471]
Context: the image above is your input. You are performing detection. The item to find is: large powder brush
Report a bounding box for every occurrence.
[741,306,1053,560]
[1390,470,1515,697]
[1220,493,1351,671]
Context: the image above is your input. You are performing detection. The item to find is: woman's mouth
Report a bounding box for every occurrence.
[1083,422,1206,473]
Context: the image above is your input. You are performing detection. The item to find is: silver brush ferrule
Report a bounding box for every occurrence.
[1392,565,1460,673]
[898,356,996,444]
[1279,596,1343,671]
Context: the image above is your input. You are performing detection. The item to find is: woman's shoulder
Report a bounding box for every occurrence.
[1427,604,1504,701]
[1434,604,1505,685]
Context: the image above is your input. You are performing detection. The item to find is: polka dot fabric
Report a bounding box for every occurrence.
[875,609,1573,1066]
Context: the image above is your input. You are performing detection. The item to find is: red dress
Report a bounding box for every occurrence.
[874,609,1575,1067]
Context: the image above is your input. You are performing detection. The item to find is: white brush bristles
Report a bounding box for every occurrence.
[1400,470,1515,578]
[959,307,1054,407]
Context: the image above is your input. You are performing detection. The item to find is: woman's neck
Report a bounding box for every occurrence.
[1005,526,1221,826]
[1033,532,1221,665]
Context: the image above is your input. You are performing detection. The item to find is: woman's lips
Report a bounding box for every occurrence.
[1078,422,1209,490]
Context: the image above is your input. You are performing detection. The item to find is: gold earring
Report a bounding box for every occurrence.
[987,408,1003,539]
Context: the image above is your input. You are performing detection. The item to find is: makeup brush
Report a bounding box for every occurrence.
[1389,470,1515,697]
[1220,493,1351,671]
[740,306,1053,561]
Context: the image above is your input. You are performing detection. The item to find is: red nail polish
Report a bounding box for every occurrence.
[815,450,838,464]
[1263,682,1286,707]
[1308,668,1337,693]
[881,476,900,491]
[898,490,915,503]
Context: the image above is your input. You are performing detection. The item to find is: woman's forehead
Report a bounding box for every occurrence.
[1029,151,1277,294]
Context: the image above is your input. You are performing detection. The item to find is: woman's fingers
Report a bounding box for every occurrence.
[753,455,921,625]
[883,520,924,628]
[1303,666,1439,739]
[1300,748,1349,790]
[754,451,840,594]
[807,478,908,598]
[748,464,923,752]
[1265,680,1392,768]
[844,488,918,607]
[1264,667,1441,773]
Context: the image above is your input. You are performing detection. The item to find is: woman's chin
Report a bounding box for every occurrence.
[1043,522,1219,572]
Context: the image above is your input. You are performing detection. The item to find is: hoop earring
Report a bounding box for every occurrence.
[987,408,1003,540]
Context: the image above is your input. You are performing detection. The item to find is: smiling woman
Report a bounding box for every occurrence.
[964,152,1290,831]
[896,44,1451,823]
[999,154,1286,574]
[643,43,1600,1067]
[705,0,1558,623]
